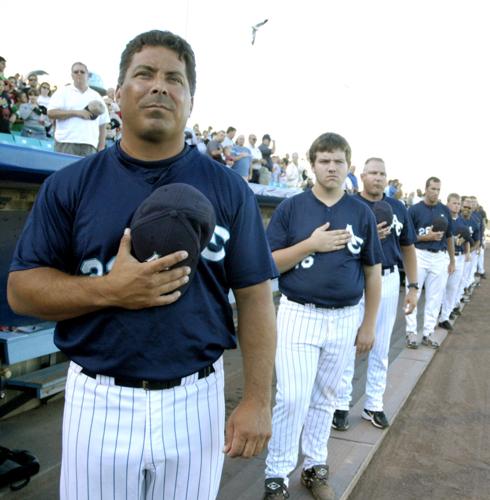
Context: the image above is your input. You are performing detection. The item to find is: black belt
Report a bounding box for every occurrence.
[382,265,397,275]
[424,248,446,254]
[287,297,347,310]
[81,364,215,390]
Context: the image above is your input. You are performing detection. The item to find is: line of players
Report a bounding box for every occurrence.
[262,132,487,500]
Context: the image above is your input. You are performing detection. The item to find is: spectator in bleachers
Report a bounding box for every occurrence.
[105,88,120,115]
[0,56,6,80]
[259,133,275,171]
[248,133,263,183]
[206,129,225,163]
[38,82,52,137]
[285,152,301,188]
[223,145,234,167]
[103,96,122,147]
[48,61,109,156]
[19,89,48,139]
[0,79,16,133]
[222,126,236,148]
[231,134,252,180]
[24,73,40,94]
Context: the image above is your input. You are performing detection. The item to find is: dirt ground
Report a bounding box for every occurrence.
[349,272,490,500]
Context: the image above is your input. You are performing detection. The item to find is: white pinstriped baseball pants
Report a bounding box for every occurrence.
[463,250,479,289]
[336,268,400,412]
[405,249,449,338]
[60,358,225,500]
[265,296,360,482]
[477,246,485,274]
[440,254,465,321]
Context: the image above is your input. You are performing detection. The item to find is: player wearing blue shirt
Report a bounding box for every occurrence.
[263,133,382,499]
[474,197,487,278]
[334,157,418,431]
[439,194,471,329]
[406,177,456,349]
[8,30,277,500]
[460,197,482,298]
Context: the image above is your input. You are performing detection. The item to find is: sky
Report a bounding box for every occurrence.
[4,0,489,208]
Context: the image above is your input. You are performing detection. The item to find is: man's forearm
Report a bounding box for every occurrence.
[361,264,382,328]
[234,281,276,405]
[401,244,418,283]
[272,241,313,274]
[447,236,456,261]
[7,268,110,321]
[98,125,107,151]
[48,108,85,120]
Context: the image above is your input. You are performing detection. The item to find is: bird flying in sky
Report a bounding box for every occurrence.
[251,19,269,45]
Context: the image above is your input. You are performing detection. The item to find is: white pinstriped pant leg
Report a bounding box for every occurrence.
[477,246,485,274]
[265,297,359,481]
[461,258,473,296]
[335,345,356,412]
[60,359,224,500]
[405,249,430,336]
[441,254,465,321]
[301,304,360,470]
[470,251,479,284]
[422,252,449,337]
[463,251,477,289]
[364,269,400,412]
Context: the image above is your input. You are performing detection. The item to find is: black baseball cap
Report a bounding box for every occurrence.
[130,183,216,295]
[372,200,394,227]
[432,215,449,233]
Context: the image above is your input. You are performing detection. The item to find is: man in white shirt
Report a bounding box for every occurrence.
[222,126,236,148]
[286,152,301,188]
[248,133,263,183]
[48,62,110,156]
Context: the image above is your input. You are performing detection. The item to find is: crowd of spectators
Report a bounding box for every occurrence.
[0,55,444,198]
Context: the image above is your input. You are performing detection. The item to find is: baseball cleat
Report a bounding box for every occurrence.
[362,409,390,429]
[406,332,418,349]
[438,320,453,331]
[332,410,350,431]
[263,478,289,499]
[301,465,335,500]
[422,336,439,349]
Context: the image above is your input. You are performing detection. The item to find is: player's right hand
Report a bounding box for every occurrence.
[309,222,351,253]
[101,229,190,309]
[427,228,444,241]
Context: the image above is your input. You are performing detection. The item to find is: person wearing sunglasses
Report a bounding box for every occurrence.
[48,62,109,156]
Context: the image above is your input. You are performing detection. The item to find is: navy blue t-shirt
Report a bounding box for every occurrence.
[463,214,481,246]
[267,191,383,307]
[408,201,454,251]
[471,211,484,243]
[356,194,417,268]
[10,144,277,379]
[452,215,470,254]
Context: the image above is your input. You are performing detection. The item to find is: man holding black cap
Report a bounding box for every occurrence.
[334,157,418,431]
[8,30,277,500]
[405,176,455,349]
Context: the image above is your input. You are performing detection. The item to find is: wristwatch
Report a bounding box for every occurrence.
[407,282,419,290]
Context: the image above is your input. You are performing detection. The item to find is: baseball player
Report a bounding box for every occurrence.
[474,199,487,279]
[334,158,418,431]
[263,133,382,499]
[460,197,481,300]
[7,30,277,500]
[405,176,455,349]
[439,194,470,329]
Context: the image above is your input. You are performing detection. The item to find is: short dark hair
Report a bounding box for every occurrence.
[226,126,236,134]
[71,62,88,73]
[425,176,441,188]
[262,134,271,142]
[118,30,196,97]
[308,132,351,165]
[0,56,5,64]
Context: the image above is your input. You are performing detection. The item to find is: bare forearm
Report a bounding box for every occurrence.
[272,241,314,273]
[48,108,85,120]
[401,244,418,284]
[98,126,106,151]
[234,281,276,405]
[447,237,455,261]
[7,268,110,321]
[361,264,382,328]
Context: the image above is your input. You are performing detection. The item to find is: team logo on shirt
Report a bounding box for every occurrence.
[79,226,230,276]
[391,214,403,237]
[346,224,364,254]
